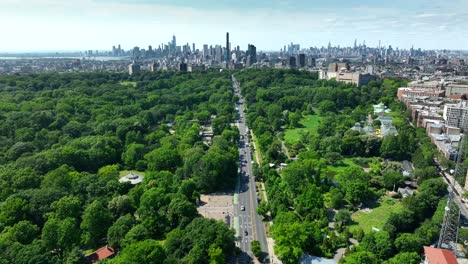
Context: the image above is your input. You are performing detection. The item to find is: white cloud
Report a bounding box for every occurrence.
[0,0,467,50]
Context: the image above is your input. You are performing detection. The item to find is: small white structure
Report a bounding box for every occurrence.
[373,102,391,115]
[119,172,144,185]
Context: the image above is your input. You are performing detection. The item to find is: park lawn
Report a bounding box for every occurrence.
[326,158,359,174]
[350,197,403,234]
[119,81,137,87]
[284,115,321,144]
[119,170,145,178]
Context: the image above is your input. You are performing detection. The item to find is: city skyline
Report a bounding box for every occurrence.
[1,0,468,51]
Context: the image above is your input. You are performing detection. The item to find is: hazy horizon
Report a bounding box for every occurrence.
[1,0,468,51]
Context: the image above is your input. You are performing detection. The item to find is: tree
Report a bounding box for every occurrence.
[113,239,166,264]
[122,143,146,168]
[164,217,235,262]
[288,112,301,128]
[137,187,170,237]
[2,220,39,244]
[294,184,324,219]
[80,200,112,247]
[394,233,424,254]
[385,252,421,264]
[382,171,405,190]
[251,240,262,259]
[342,250,379,264]
[272,212,321,264]
[256,202,269,219]
[318,100,337,114]
[42,217,80,252]
[0,197,29,229]
[335,167,371,204]
[121,224,150,248]
[334,210,352,225]
[167,196,198,228]
[325,152,342,165]
[208,245,225,264]
[49,195,82,220]
[63,247,87,264]
[108,195,134,219]
[145,147,182,172]
[107,214,136,249]
[360,231,393,260]
[97,164,120,180]
[325,187,345,209]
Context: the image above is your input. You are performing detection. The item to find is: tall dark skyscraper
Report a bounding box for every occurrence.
[226,32,230,63]
[247,44,257,64]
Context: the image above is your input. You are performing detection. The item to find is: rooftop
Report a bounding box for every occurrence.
[119,172,144,185]
[86,246,115,263]
[424,246,458,264]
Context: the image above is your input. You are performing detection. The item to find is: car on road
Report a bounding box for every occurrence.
[244,230,248,236]
[241,206,245,211]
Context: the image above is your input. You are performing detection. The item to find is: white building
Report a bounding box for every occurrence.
[443,101,468,132]
[119,172,144,185]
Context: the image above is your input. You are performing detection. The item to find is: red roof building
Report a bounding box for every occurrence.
[424,246,458,264]
[86,246,116,263]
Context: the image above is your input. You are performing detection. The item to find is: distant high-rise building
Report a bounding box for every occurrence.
[288,56,296,68]
[247,44,257,64]
[215,45,222,62]
[128,62,140,75]
[310,57,316,67]
[192,43,195,53]
[246,55,252,66]
[132,46,140,59]
[226,32,230,63]
[179,62,188,72]
[297,54,305,67]
[172,35,176,48]
[150,62,158,72]
[203,44,209,58]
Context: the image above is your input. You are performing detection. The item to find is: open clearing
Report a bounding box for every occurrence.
[197,193,233,228]
[119,81,137,87]
[350,197,403,233]
[284,115,321,144]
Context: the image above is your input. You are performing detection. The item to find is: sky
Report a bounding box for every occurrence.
[1,0,467,52]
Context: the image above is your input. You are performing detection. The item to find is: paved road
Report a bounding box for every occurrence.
[232,75,269,263]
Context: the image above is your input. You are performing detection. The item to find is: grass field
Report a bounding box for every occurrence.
[350,197,403,233]
[284,115,321,144]
[119,81,137,87]
[326,158,359,174]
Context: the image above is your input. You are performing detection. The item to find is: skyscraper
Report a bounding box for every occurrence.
[247,44,257,64]
[297,54,305,67]
[203,44,209,58]
[226,32,230,63]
